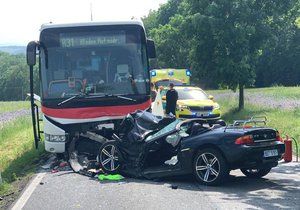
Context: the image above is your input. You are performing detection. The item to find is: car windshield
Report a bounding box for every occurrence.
[155,80,183,87]
[40,26,149,99]
[176,88,208,100]
[145,119,181,142]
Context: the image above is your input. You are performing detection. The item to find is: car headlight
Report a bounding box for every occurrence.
[213,104,220,109]
[45,134,66,142]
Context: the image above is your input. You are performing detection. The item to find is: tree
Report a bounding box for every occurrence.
[0,52,39,101]
[148,15,190,68]
[144,0,300,110]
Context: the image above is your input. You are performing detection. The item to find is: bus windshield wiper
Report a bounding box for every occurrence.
[57,93,85,106]
[58,93,136,106]
[115,95,136,102]
[86,94,136,101]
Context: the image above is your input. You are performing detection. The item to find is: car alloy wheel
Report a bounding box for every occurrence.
[195,152,220,183]
[99,144,120,173]
[193,148,228,186]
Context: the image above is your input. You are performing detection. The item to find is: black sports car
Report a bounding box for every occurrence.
[97,111,285,185]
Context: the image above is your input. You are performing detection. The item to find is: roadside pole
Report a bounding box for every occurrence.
[0,171,2,185]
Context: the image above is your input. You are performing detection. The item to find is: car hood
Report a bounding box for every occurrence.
[177,99,215,107]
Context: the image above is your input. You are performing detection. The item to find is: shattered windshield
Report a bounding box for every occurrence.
[145,119,181,142]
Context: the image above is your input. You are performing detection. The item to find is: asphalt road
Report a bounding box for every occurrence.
[13,161,300,210]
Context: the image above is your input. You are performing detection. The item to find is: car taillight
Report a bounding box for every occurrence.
[276,131,283,142]
[235,135,254,145]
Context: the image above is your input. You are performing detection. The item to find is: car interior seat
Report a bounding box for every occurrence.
[190,122,207,136]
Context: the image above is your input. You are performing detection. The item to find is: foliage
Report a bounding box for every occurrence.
[0,52,39,101]
[143,0,300,90]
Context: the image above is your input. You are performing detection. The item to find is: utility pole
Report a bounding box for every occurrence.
[90,2,93,21]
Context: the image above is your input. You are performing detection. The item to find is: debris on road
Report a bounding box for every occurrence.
[51,169,59,174]
[98,174,124,181]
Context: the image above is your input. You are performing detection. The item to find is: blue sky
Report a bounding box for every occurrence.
[0,0,167,46]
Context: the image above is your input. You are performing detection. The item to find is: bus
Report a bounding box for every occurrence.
[150,68,191,87]
[26,20,156,163]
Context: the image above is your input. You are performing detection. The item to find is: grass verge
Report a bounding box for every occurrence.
[0,116,44,198]
[0,101,30,114]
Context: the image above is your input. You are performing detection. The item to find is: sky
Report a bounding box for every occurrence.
[0,0,167,46]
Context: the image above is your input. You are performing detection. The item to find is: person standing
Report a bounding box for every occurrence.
[165,83,178,116]
[150,82,157,102]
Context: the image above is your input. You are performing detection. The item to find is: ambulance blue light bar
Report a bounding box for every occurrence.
[186,69,191,76]
[151,71,156,77]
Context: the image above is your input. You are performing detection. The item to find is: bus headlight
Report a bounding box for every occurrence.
[45,134,66,142]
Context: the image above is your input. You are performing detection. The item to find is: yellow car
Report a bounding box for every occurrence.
[161,86,221,119]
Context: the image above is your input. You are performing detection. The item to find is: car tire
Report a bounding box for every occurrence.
[98,141,121,174]
[240,167,271,178]
[193,148,229,186]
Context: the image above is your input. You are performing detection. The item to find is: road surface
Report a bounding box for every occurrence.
[12,161,300,210]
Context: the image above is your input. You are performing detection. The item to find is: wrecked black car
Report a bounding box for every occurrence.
[70,111,285,186]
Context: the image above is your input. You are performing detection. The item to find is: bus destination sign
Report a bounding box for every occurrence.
[60,33,126,48]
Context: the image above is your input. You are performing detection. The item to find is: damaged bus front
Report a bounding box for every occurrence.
[26,20,156,168]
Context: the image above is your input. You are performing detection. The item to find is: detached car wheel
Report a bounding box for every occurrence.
[240,167,271,178]
[193,148,229,186]
[99,141,121,174]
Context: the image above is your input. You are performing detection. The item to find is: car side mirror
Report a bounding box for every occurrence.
[147,39,156,59]
[208,95,214,100]
[26,41,38,66]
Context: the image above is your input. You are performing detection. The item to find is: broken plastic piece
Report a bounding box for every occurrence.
[98,174,124,181]
[164,156,178,165]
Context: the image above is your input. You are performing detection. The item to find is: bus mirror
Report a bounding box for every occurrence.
[147,39,156,59]
[26,41,38,66]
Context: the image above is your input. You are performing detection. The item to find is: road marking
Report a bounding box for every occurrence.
[11,172,46,210]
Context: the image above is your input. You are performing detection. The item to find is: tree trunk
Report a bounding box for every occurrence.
[239,84,244,110]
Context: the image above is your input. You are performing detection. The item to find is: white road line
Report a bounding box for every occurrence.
[11,172,46,210]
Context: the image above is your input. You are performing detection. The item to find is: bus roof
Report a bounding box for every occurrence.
[40,20,144,31]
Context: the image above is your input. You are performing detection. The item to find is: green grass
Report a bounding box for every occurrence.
[247,86,300,99]
[209,86,300,99]
[207,88,300,154]
[0,101,30,113]
[0,117,44,196]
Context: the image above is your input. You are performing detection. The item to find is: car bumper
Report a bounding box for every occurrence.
[224,143,285,170]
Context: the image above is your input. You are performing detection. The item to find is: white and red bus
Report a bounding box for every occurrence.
[26,20,156,158]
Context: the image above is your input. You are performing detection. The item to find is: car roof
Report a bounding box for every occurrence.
[174,86,203,91]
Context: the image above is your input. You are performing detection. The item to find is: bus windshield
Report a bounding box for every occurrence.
[40,25,149,99]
